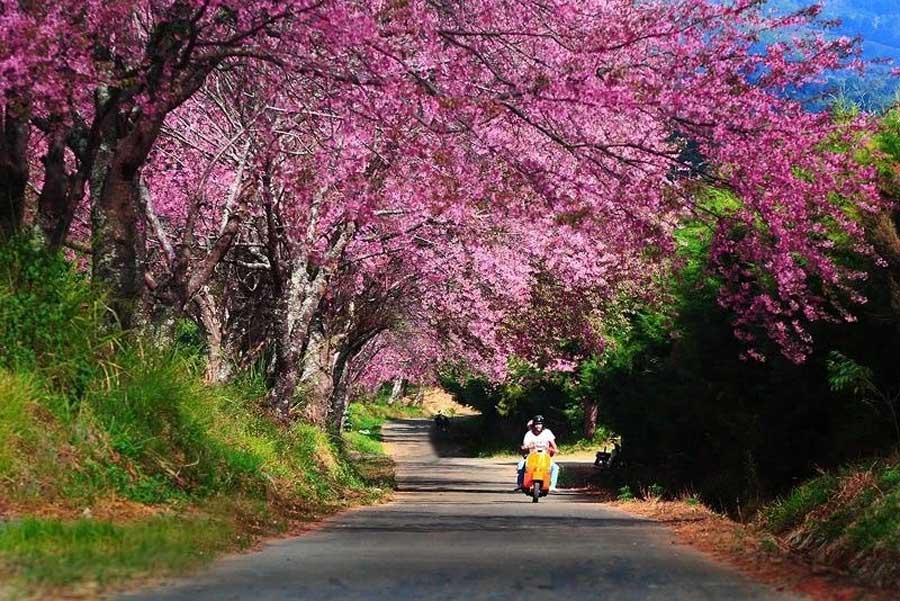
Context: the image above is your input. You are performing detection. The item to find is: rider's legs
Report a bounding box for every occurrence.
[516,458,525,488]
[550,462,560,490]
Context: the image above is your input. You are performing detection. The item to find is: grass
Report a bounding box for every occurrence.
[0,517,235,588]
[0,238,395,598]
[759,460,900,589]
[762,474,840,533]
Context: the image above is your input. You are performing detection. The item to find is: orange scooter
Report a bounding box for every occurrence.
[522,447,552,503]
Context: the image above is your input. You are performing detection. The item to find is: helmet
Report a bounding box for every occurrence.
[532,415,544,425]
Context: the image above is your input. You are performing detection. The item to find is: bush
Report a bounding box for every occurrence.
[617,485,635,502]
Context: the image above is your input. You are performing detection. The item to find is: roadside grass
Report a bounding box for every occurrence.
[759,459,900,590]
[0,238,394,598]
[340,401,428,490]
[0,516,235,588]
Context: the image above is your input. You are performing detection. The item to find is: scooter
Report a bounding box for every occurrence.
[433,413,449,432]
[522,447,552,503]
[594,442,621,471]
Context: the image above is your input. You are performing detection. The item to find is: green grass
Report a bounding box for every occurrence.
[762,474,840,533]
[759,460,900,588]
[847,487,900,552]
[0,372,38,477]
[0,516,235,587]
[0,238,394,597]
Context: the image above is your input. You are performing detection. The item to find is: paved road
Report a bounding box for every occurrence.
[124,419,798,601]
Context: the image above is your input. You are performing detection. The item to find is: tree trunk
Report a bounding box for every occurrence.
[36,122,93,252]
[269,358,301,419]
[388,378,405,405]
[583,397,599,440]
[35,129,87,251]
[327,350,352,431]
[265,222,357,419]
[266,280,316,419]
[0,101,30,239]
[36,132,68,244]
[91,114,162,328]
[195,291,233,384]
[92,159,147,328]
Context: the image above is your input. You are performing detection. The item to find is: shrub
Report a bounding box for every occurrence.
[617,485,635,502]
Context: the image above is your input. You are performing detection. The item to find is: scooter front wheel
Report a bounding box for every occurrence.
[532,481,541,503]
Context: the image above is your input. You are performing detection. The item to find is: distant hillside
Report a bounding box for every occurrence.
[766,0,900,108]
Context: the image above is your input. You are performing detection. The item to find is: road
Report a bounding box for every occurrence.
[123,419,798,601]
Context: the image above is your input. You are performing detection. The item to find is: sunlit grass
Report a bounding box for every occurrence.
[0,516,234,587]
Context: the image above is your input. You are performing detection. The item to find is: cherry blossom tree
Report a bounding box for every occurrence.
[3,0,889,421]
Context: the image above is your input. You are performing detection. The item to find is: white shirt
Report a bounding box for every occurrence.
[523,428,555,450]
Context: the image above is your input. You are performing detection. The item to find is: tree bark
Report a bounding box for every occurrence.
[34,128,90,251]
[36,131,68,244]
[327,350,352,431]
[0,101,30,239]
[35,116,96,252]
[388,378,405,405]
[583,397,599,440]
[195,290,234,383]
[91,115,162,328]
[265,221,357,419]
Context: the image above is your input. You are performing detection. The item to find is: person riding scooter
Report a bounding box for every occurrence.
[515,415,560,492]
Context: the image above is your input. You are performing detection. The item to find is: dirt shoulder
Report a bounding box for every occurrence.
[610,500,892,601]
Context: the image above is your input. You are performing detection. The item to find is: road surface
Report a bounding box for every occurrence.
[123,419,798,600]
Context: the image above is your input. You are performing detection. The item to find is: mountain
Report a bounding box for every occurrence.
[766,0,900,109]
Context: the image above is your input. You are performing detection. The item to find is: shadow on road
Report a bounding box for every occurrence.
[332,511,654,533]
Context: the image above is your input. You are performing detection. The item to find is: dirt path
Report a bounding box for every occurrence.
[122,419,799,600]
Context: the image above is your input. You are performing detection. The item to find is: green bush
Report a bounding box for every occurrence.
[617,485,635,502]
[0,239,392,597]
[0,239,385,510]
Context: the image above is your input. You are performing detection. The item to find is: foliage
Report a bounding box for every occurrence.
[617,486,636,502]
[0,237,113,409]
[645,484,666,501]
[0,247,390,594]
[760,460,900,589]
[2,0,888,416]
[827,351,876,396]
